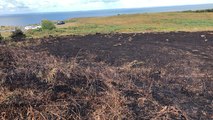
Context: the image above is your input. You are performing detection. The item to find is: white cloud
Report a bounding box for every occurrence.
[7,3,16,9]
[118,0,213,8]
[0,0,213,14]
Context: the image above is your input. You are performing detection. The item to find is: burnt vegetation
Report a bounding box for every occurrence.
[10,29,26,41]
[0,32,213,120]
[0,34,3,43]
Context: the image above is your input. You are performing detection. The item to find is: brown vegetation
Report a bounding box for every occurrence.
[0,31,213,119]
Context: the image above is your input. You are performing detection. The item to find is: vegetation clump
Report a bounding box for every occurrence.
[0,34,3,42]
[194,9,213,12]
[10,29,26,41]
[41,20,56,30]
[184,9,213,13]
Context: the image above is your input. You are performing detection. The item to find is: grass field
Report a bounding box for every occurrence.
[25,12,213,38]
[65,12,213,32]
[1,11,213,38]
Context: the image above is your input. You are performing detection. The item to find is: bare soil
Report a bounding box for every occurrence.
[0,31,213,120]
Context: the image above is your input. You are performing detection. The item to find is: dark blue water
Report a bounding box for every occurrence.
[0,4,213,26]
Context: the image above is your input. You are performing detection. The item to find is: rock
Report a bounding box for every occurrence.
[192,49,199,52]
[128,37,133,42]
[201,35,206,38]
[129,60,144,68]
[113,43,122,47]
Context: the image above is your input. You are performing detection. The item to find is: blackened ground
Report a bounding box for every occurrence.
[37,32,213,66]
[0,31,213,120]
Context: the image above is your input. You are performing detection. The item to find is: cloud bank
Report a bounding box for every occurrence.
[0,0,213,14]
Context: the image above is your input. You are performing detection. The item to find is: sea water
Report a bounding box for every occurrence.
[0,4,213,26]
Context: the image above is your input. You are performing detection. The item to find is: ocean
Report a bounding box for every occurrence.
[0,4,213,26]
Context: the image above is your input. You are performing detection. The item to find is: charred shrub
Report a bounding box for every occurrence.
[10,29,26,41]
[0,33,3,43]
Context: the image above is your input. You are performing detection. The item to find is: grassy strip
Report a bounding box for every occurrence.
[2,12,213,38]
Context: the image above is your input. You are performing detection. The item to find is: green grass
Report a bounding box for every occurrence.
[2,12,213,38]
[44,12,213,36]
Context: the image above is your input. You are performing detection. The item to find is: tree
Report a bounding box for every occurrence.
[10,29,26,41]
[41,20,56,30]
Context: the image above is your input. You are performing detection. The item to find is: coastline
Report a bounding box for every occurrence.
[0,3,213,26]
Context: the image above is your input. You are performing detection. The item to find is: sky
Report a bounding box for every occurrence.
[0,0,213,14]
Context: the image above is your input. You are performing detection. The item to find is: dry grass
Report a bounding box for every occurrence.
[0,32,213,119]
[0,45,187,119]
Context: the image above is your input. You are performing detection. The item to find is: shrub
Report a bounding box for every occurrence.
[0,34,3,43]
[10,29,26,41]
[41,20,56,30]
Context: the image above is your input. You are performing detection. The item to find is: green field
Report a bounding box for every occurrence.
[1,12,213,38]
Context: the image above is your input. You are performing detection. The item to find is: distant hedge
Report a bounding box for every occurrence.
[184,9,213,13]
[195,9,213,12]
[41,20,56,30]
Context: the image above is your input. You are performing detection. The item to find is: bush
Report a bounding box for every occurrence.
[41,20,56,30]
[10,29,26,41]
[0,34,3,42]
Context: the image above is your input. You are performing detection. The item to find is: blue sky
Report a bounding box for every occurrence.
[1,0,213,14]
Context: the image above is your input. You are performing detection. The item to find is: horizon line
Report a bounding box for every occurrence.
[1,3,213,16]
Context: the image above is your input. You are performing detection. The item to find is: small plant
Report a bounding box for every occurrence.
[0,34,3,42]
[41,20,56,30]
[10,29,26,41]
